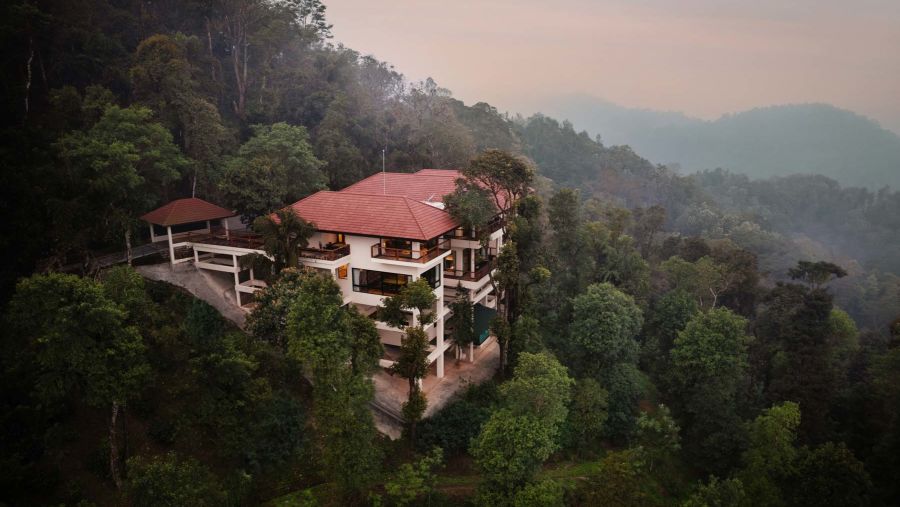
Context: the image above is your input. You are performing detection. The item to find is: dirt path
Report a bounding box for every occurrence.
[136,263,247,328]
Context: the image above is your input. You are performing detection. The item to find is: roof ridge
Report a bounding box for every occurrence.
[402,197,428,239]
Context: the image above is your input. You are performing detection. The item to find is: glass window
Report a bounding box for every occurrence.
[422,265,441,289]
[337,264,348,279]
[352,268,411,295]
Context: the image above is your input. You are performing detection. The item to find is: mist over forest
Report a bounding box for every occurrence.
[1,1,899,506]
[537,94,900,189]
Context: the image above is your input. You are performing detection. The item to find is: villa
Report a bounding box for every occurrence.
[140,169,504,380]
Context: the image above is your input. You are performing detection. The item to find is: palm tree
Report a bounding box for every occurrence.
[249,208,315,274]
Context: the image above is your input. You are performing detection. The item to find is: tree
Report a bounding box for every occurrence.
[284,270,381,495]
[219,122,325,221]
[661,255,736,309]
[642,289,698,383]
[470,409,558,502]
[670,307,751,474]
[787,442,873,507]
[737,402,801,506]
[682,477,749,507]
[127,452,226,507]
[55,105,186,264]
[513,480,565,507]
[447,288,477,361]
[635,404,681,473]
[463,149,534,231]
[579,450,652,507]
[754,283,840,442]
[251,208,316,273]
[392,326,431,442]
[501,352,574,428]
[444,181,496,242]
[8,273,149,489]
[102,265,152,324]
[246,268,311,349]
[471,352,572,503]
[631,205,667,259]
[564,378,609,453]
[384,447,444,507]
[381,278,437,440]
[570,283,643,375]
[788,260,847,289]
[130,34,228,196]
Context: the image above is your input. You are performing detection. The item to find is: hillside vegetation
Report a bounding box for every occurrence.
[539,95,900,189]
[2,1,900,506]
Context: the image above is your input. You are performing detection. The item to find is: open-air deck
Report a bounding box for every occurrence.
[371,238,450,263]
[444,260,494,281]
[299,243,350,261]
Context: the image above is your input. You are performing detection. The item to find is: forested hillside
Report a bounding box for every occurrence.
[2,1,900,506]
[538,96,900,189]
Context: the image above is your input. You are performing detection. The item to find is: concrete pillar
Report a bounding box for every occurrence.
[224,218,230,240]
[470,249,475,273]
[167,226,175,266]
[436,309,445,378]
[193,247,199,264]
[150,225,156,242]
[205,220,211,234]
[232,254,241,306]
[469,343,475,363]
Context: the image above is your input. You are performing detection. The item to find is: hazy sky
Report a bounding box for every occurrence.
[327,0,900,133]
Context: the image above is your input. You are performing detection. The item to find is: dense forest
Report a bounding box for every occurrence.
[538,95,900,190]
[2,1,900,506]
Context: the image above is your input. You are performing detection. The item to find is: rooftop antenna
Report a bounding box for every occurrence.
[382,148,386,195]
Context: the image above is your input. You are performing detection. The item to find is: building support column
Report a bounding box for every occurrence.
[469,343,475,363]
[436,303,445,379]
[232,254,241,306]
[167,226,175,266]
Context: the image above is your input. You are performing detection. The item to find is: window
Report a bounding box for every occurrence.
[337,264,348,279]
[352,269,411,295]
[336,233,345,244]
[422,265,441,289]
[444,251,455,272]
[384,238,413,258]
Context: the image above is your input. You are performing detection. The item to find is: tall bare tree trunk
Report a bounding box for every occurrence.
[110,401,122,489]
[125,225,133,266]
[206,17,217,83]
[24,36,34,120]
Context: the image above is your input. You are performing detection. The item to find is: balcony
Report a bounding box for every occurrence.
[371,238,450,263]
[445,260,494,281]
[299,243,350,261]
[450,216,505,240]
[187,227,264,250]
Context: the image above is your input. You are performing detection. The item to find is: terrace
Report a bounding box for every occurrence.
[371,238,450,263]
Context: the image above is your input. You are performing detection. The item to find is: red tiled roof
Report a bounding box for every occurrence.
[339,171,460,202]
[140,197,235,226]
[287,191,458,240]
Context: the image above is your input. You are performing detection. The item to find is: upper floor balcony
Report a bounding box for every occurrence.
[444,260,494,282]
[371,238,450,263]
[299,243,350,261]
[448,216,505,241]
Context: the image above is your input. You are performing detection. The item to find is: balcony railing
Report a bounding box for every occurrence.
[371,238,450,263]
[444,260,494,281]
[187,227,264,250]
[299,244,350,261]
[450,216,505,240]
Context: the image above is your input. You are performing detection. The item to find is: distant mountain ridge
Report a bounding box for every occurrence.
[535,95,900,189]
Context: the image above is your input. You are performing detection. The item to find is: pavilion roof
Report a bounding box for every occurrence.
[140,197,235,227]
